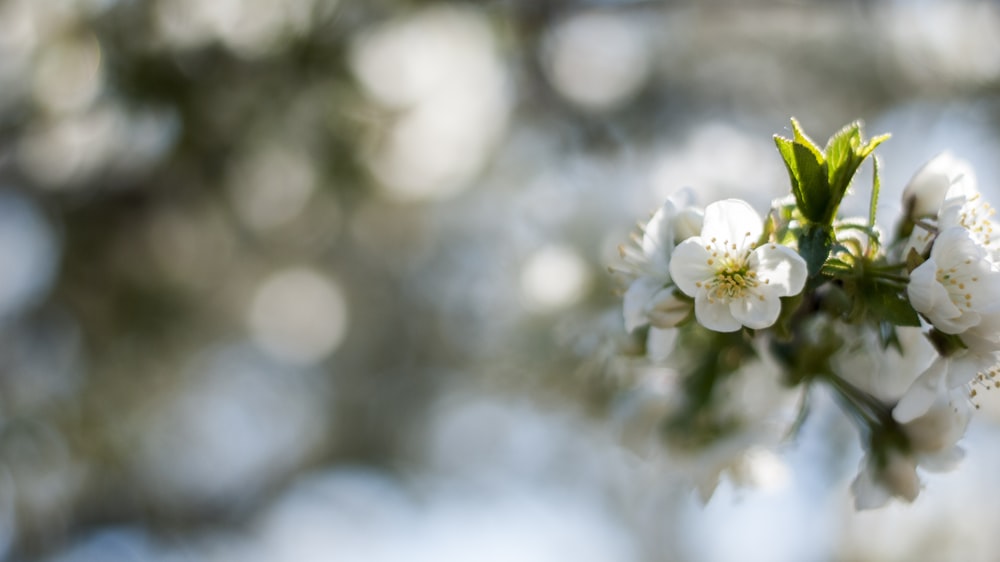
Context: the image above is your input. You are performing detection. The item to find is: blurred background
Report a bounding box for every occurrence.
[2,0,1000,560]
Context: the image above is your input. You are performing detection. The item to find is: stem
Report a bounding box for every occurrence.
[872,272,909,284]
[868,262,908,273]
[821,371,895,427]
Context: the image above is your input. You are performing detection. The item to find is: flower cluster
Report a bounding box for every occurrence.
[612,120,1000,510]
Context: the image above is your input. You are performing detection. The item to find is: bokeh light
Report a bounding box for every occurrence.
[520,245,592,313]
[129,345,329,508]
[350,7,510,201]
[247,268,349,366]
[541,11,652,111]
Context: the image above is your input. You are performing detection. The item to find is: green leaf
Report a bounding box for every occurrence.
[869,156,881,232]
[791,117,824,164]
[858,133,891,159]
[775,128,830,224]
[824,122,861,182]
[798,224,833,278]
[792,142,829,222]
[927,328,968,357]
[774,135,807,209]
[867,287,921,327]
[776,119,889,231]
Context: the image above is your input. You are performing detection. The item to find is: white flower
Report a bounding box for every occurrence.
[901,153,979,257]
[620,190,702,358]
[903,155,1000,260]
[893,326,1000,423]
[621,190,703,332]
[903,391,971,472]
[834,326,937,403]
[907,226,1000,334]
[833,325,971,509]
[669,199,807,332]
[853,390,971,510]
[938,182,1000,259]
[902,152,976,219]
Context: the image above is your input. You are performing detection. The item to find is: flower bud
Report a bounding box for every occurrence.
[902,152,975,218]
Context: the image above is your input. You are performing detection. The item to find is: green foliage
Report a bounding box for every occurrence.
[869,156,881,233]
[864,284,921,327]
[776,119,890,281]
[774,118,889,227]
[798,223,834,279]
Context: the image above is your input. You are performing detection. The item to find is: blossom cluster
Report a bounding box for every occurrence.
[613,120,1000,510]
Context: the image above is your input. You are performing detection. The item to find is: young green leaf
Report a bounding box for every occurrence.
[857,133,891,159]
[824,122,861,181]
[793,141,829,222]
[869,156,881,232]
[791,117,824,163]
[798,224,833,278]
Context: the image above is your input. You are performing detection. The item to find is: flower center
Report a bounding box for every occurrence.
[935,260,979,310]
[958,194,999,251]
[971,364,1000,409]
[695,232,769,303]
[709,260,758,300]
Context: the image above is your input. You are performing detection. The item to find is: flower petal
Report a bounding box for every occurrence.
[907,258,965,332]
[903,391,971,455]
[623,276,663,333]
[932,226,986,262]
[750,243,807,296]
[729,290,782,330]
[700,199,762,250]
[646,288,690,328]
[647,327,678,362]
[893,358,948,423]
[945,350,995,388]
[851,459,892,510]
[694,290,741,332]
[669,238,713,297]
[641,201,676,271]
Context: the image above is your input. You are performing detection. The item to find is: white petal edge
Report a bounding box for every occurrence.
[669,238,713,297]
[623,276,663,333]
[641,201,676,271]
[907,258,944,313]
[700,199,762,249]
[694,290,741,332]
[893,358,948,423]
[729,289,782,330]
[751,243,807,296]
